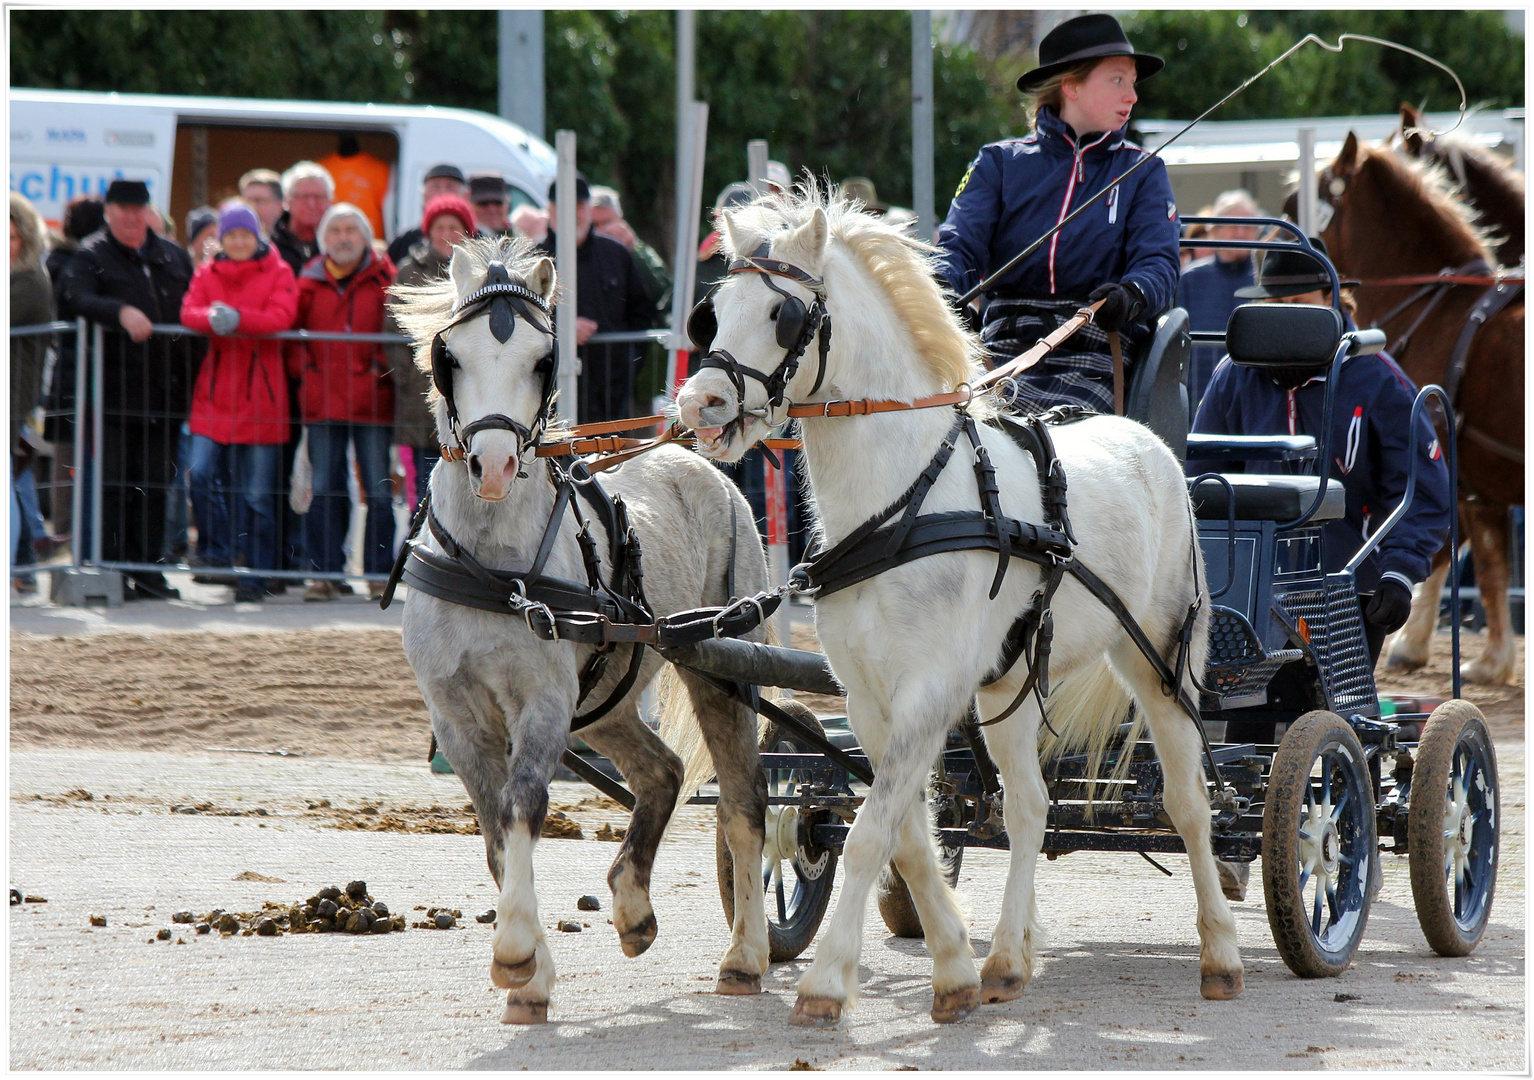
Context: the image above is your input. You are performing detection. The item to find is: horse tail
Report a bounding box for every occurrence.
[655,665,717,814]
[1036,659,1138,821]
[656,618,784,821]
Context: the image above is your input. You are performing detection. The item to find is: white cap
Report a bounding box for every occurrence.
[766,160,792,193]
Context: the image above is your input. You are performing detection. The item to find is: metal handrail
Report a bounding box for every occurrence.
[10,321,75,336]
[137,322,667,346]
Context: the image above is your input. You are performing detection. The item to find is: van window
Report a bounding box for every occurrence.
[170,124,400,238]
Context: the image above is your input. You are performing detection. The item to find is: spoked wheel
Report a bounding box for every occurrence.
[1262,710,1376,977]
[717,701,837,962]
[1408,700,1499,957]
[876,766,965,939]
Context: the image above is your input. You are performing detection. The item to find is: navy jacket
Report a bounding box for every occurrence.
[1176,254,1253,409]
[936,106,1180,324]
[1187,324,1451,593]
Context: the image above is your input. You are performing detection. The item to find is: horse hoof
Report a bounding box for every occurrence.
[790,996,843,1027]
[1384,653,1425,673]
[501,1000,549,1025]
[981,975,1025,1004]
[1200,971,1244,1000]
[715,970,762,995]
[491,955,536,989]
[931,985,980,1023]
[618,914,657,958]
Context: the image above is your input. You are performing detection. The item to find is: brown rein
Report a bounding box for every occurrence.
[443,300,1108,472]
[1355,273,1524,288]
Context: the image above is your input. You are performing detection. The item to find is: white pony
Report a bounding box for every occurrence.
[391,236,771,1024]
[677,189,1243,1024]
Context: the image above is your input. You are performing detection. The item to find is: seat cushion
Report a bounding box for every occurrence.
[1189,473,1346,522]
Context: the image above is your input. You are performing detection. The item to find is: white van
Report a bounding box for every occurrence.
[9,88,556,237]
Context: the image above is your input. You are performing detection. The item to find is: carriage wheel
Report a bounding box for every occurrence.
[1262,710,1376,978]
[876,768,965,939]
[716,700,837,962]
[1408,700,1499,957]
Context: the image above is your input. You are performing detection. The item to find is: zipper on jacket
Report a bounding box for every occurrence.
[1047,129,1113,294]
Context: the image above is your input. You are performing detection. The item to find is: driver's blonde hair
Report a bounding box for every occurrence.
[1025,58,1104,128]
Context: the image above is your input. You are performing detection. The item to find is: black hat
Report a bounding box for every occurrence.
[468,174,510,204]
[423,163,466,185]
[547,173,591,204]
[1016,14,1163,94]
[103,179,151,206]
[1236,237,1360,300]
[184,205,218,242]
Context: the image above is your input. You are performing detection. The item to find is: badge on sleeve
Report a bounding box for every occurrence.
[954,162,975,200]
[1167,200,1178,221]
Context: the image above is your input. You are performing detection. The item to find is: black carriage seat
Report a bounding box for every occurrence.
[1124,307,1191,462]
[1188,473,1346,522]
[1185,303,1349,523]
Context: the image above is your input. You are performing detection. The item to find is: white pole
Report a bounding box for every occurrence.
[555,130,580,424]
[665,101,709,397]
[911,11,935,241]
[745,139,791,653]
[664,12,697,407]
[1296,127,1316,238]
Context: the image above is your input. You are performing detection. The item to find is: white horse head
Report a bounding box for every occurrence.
[677,184,985,461]
[390,236,557,500]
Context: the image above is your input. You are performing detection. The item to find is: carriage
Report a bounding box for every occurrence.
[580,223,1500,982]
[396,208,1500,1025]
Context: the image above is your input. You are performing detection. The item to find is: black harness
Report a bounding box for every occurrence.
[689,240,832,424]
[792,403,1209,733]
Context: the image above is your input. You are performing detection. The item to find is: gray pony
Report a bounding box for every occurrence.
[389,235,771,1024]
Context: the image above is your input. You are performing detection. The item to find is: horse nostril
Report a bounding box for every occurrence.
[467,455,483,481]
[703,392,726,410]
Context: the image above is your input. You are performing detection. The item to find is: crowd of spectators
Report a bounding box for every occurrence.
[8,154,671,602]
[8,148,1273,604]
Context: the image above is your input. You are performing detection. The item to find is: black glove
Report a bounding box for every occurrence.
[936,275,982,337]
[1087,282,1144,334]
[1364,577,1414,634]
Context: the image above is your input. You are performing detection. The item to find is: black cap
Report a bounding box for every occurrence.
[547,173,591,204]
[1236,237,1360,300]
[185,205,218,241]
[104,179,151,206]
[469,174,510,204]
[423,163,466,185]
[1016,14,1163,94]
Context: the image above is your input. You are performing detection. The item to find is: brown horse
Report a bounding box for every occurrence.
[1395,103,1525,268]
[1290,132,1524,685]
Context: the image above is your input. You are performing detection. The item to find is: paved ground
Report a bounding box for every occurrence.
[8,745,1525,1070]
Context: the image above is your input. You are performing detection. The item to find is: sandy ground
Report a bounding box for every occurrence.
[8,602,1522,762]
[6,591,1526,1067]
[7,748,1525,1070]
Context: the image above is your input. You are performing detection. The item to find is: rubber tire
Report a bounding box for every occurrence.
[1262,710,1376,978]
[1408,700,1499,957]
[716,700,837,962]
[876,763,965,939]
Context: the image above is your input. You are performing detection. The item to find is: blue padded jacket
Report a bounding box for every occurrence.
[936,106,1181,322]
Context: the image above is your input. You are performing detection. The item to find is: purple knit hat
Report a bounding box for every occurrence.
[218,203,262,239]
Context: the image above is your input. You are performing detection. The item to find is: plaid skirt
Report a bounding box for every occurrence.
[980,297,1146,415]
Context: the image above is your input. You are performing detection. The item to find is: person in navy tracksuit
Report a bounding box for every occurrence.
[936,13,1181,414]
[1187,240,1453,666]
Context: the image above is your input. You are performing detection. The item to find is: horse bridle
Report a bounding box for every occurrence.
[688,239,832,425]
[432,260,558,470]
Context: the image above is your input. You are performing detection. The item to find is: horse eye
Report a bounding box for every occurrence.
[769,302,783,321]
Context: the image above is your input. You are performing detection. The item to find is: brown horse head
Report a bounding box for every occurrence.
[1390,104,1525,267]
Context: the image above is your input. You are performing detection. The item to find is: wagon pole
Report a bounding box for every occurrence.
[955,33,1468,310]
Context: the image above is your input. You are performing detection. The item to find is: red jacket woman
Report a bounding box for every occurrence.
[288,247,396,425]
[180,241,299,444]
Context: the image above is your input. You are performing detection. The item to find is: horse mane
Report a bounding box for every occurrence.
[1361,142,1495,263]
[723,181,988,397]
[387,233,550,373]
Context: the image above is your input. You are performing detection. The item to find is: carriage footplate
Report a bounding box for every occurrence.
[1204,605,1302,702]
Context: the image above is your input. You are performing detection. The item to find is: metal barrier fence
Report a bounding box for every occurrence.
[9,320,84,586]
[34,321,689,600]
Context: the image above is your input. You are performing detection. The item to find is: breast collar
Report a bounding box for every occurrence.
[695,239,833,425]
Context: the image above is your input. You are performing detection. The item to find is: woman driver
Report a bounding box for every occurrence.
[936,13,1180,414]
